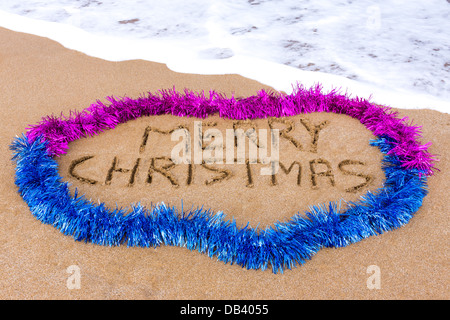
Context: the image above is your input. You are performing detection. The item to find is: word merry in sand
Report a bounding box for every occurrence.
[68,118,374,193]
[147,120,281,176]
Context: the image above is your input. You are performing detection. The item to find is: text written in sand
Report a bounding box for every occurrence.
[68,118,374,193]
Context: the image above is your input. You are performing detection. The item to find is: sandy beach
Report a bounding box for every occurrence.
[0,27,448,300]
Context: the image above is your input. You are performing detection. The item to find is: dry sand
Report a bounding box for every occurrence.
[0,27,448,300]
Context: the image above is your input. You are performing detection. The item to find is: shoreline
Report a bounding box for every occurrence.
[0,10,449,113]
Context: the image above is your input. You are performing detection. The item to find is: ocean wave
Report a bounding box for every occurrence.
[0,0,449,113]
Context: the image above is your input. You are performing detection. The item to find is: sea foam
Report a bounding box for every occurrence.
[0,1,449,113]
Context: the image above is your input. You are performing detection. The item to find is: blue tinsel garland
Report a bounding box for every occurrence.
[10,135,427,273]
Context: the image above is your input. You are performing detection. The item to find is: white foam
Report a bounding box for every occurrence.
[0,8,449,113]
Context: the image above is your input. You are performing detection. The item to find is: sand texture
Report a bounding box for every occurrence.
[0,27,448,300]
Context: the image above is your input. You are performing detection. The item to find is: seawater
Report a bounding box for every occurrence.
[0,0,449,112]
